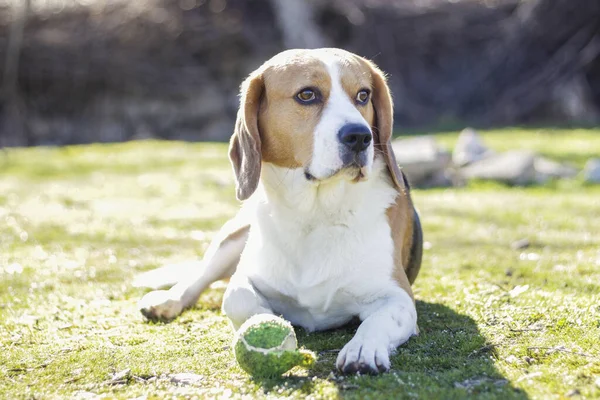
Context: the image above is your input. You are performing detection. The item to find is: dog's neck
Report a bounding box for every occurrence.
[252,158,397,226]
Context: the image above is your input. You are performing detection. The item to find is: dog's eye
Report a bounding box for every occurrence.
[296,88,317,103]
[356,89,370,105]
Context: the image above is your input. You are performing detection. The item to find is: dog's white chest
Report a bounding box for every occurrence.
[238,164,399,331]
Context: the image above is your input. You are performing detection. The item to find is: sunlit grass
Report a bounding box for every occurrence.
[1,129,599,399]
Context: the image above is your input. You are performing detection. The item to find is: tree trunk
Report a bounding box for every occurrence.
[270,0,328,49]
[1,0,30,147]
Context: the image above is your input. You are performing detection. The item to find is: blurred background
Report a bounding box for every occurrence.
[0,0,599,148]
[1,3,599,397]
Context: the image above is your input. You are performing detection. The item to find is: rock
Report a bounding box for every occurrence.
[170,372,204,386]
[392,136,452,187]
[423,169,454,188]
[73,391,99,400]
[583,158,600,183]
[454,377,508,390]
[459,150,536,185]
[107,368,131,385]
[504,355,519,364]
[511,238,530,250]
[534,157,578,183]
[452,128,494,166]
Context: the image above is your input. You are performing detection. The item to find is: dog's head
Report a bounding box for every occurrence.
[229,48,405,201]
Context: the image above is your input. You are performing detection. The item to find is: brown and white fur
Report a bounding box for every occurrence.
[136,48,423,375]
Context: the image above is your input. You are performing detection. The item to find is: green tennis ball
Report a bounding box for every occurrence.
[233,314,316,378]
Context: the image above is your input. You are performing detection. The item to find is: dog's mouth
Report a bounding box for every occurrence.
[304,163,369,183]
[304,171,318,181]
[351,166,367,183]
[342,152,368,169]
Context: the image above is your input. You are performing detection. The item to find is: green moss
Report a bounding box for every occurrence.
[234,343,313,378]
[239,315,295,349]
[233,315,316,378]
[1,130,600,399]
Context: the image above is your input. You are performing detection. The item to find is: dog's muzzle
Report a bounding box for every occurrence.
[338,123,372,168]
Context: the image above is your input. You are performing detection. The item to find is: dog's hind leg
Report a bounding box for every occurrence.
[138,215,250,322]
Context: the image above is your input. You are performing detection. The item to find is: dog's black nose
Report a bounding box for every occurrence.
[338,124,372,153]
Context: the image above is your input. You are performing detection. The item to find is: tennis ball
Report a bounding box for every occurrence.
[233,314,316,378]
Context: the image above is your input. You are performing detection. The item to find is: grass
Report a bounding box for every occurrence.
[1,127,599,399]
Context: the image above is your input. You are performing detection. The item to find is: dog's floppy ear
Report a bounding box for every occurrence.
[368,62,406,193]
[229,72,264,201]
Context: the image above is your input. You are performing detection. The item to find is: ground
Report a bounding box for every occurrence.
[1,128,599,399]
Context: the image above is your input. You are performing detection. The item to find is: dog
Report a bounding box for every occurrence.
[136,48,423,375]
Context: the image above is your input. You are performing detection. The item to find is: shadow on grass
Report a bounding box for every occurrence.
[255,301,527,399]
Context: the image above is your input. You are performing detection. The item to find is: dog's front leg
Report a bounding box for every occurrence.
[222,272,274,329]
[336,288,417,374]
[138,217,249,322]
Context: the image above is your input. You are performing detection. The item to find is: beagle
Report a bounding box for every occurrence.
[137,48,423,375]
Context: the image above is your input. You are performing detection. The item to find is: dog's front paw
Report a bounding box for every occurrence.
[138,290,184,322]
[336,335,390,375]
